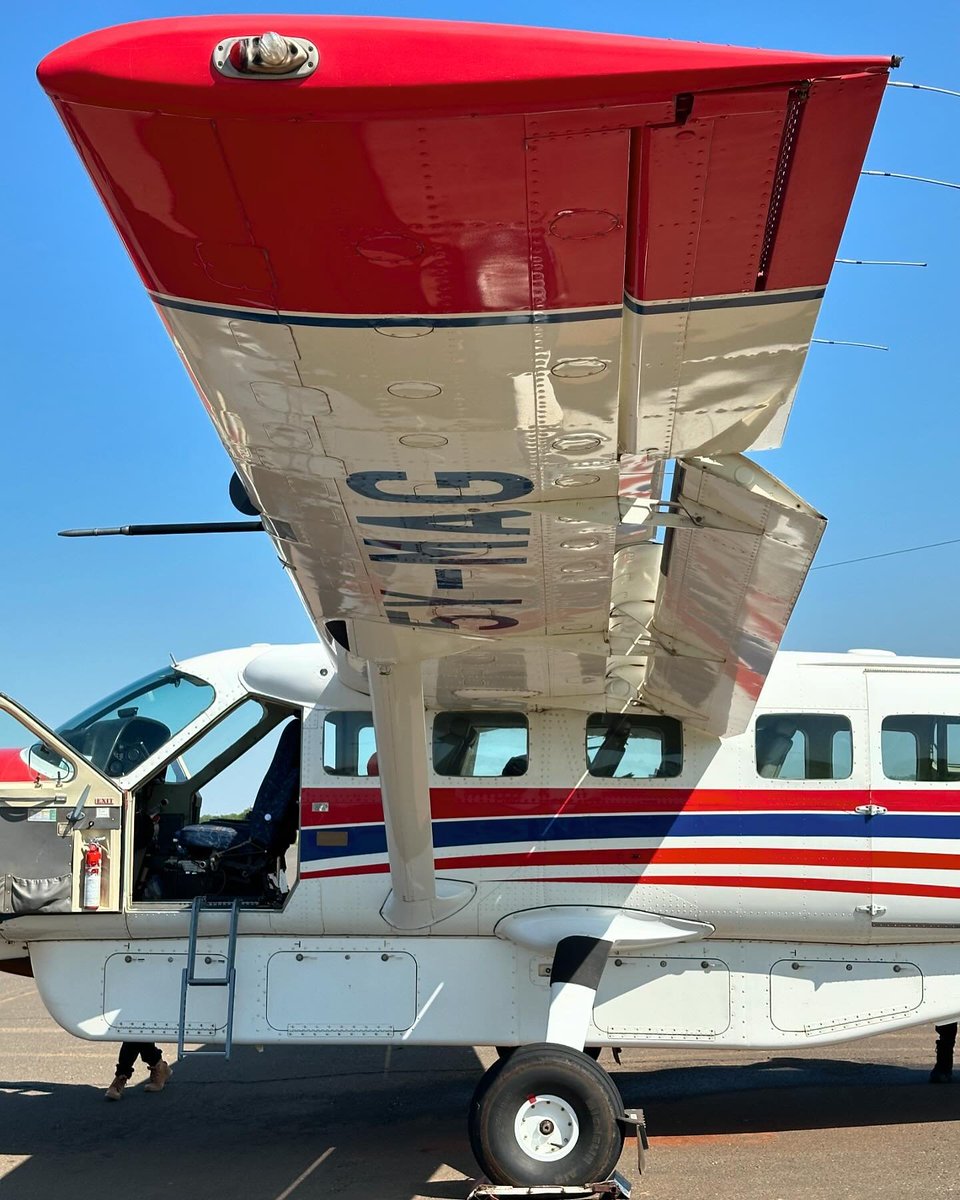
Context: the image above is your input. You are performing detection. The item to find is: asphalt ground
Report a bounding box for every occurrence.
[2,970,959,1200]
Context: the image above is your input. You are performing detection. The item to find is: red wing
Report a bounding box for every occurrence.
[38,18,888,732]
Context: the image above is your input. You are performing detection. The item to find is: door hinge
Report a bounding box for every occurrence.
[854,803,888,817]
[855,904,888,917]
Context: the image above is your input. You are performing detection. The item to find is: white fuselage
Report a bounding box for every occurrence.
[5,644,960,1049]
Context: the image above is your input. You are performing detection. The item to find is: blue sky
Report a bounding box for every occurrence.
[2,1,958,726]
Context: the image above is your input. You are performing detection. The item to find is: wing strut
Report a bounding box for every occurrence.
[363,638,476,930]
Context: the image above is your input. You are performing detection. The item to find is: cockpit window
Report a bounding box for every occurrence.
[54,668,215,778]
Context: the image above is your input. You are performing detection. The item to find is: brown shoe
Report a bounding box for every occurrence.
[143,1059,172,1093]
[105,1074,128,1101]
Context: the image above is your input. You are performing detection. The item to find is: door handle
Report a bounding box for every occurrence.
[854,803,887,817]
[60,785,91,837]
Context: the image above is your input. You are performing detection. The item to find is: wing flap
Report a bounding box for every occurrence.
[638,456,825,735]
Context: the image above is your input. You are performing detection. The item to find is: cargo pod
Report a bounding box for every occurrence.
[0,694,123,920]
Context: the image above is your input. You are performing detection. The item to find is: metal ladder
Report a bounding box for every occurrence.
[177,896,241,1061]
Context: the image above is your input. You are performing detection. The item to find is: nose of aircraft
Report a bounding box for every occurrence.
[0,747,39,782]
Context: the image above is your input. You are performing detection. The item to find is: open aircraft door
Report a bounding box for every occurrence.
[0,694,124,919]
[865,667,960,931]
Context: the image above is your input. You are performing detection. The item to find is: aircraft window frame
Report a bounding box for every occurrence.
[755,713,853,781]
[323,711,378,778]
[585,714,683,779]
[129,698,301,906]
[166,699,280,793]
[134,698,289,822]
[432,711,529,778]
[880,714,960,782]
[53,667,216,779]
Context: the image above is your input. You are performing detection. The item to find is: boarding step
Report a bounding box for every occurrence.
[177,895,242,1061]
[469,1173,633,1200]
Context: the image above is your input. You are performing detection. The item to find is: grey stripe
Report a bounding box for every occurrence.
[152,295,620,328]
[624,286,825,316]
[152,285,824,328]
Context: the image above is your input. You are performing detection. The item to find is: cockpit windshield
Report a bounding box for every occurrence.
[54,668,216,778]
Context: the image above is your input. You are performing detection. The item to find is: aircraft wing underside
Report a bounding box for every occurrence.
[39,17,887,735]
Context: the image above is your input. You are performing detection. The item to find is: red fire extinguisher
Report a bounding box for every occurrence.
[82,841,103,910]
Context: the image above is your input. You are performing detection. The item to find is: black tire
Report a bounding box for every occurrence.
[469,1043,624,1185]
[497,1044,601,1061]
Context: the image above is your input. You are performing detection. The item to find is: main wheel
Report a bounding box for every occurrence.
[469,1043,625,1185]
[497,1045,601,1061]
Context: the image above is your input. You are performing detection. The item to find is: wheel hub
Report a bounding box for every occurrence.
[513,1094,580,1161]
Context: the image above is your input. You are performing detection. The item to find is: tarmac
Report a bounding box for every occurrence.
[2,969,959,1200]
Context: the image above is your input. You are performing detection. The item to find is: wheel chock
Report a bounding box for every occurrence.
[619,1108,648,1175]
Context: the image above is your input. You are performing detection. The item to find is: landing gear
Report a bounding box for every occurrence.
[469,1044,625,1185]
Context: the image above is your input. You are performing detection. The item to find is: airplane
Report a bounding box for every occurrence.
[3,13,953,1188]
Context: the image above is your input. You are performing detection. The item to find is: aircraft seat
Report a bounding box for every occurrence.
[174,718,301,867]
[756,718,799,778]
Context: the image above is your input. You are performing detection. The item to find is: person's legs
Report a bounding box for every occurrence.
[116,1042,143,1077]
[930,1022,957,1084]
[139,1043,163,1069]
[106,1042,144,1100]
[142,1042,173,1093]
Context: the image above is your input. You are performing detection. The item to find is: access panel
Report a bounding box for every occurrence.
[770,958,922,1033]
[593,955,730,1037]
[266,949,418,1034]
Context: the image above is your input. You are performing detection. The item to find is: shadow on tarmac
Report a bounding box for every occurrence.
[1,1044,482,1200]
[2,1046,959,1199]
[617,1055,960,1137]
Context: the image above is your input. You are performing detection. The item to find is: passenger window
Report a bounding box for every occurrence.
[323,712,378,777]
[433,712,528,777]
[755,714,852,780]
[881,715,960,782]
[585,714,682,779]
